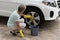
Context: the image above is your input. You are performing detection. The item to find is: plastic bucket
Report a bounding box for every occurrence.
[30,25,39,36]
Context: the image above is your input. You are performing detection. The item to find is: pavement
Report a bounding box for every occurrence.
[0,17,60,40]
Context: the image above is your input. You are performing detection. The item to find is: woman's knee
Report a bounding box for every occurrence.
[24,23,26,27]
[19,23,26,28]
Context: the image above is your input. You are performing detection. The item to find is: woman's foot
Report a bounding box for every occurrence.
[10,31,17,36]
[16,31,19,33]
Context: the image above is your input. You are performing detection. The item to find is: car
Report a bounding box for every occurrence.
[0,0,59,26]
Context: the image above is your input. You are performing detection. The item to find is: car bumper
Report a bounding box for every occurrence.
[42,6,59,21]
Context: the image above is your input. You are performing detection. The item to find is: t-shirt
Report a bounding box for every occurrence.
[7,10,20,25]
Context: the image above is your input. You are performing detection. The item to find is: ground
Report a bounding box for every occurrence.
[0,17,60,40]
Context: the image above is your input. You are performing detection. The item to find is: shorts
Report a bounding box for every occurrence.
[7,18,26,30]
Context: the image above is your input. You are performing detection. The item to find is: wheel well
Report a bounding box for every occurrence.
[26,6,45,20]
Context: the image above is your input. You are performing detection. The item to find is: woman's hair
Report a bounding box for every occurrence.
[18,4,26,12]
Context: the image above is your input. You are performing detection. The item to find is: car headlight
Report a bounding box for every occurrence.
[42,1,57,7]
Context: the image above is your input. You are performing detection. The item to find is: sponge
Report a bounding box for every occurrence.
[24,15,33,19]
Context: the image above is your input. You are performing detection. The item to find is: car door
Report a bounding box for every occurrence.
[0,0,20,16]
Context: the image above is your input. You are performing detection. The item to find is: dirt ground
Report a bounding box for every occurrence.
[0,17,60,40]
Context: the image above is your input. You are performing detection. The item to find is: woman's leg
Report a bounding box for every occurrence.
[7,24,18,36]
[16,18,26,33]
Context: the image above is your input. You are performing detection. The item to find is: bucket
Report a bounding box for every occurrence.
[30,25,39,36]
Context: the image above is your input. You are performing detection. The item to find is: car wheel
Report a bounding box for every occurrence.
[24,7,44,28]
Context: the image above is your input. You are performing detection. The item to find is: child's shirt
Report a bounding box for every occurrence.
[7,10,21,25]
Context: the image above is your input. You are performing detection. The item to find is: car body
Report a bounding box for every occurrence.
[0,0,59,26]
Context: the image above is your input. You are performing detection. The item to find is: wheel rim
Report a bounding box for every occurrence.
[26,11,40,26]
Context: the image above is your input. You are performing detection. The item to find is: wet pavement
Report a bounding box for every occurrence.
[0,17,60,40]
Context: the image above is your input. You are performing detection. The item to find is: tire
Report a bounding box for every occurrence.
[24,6,44,28]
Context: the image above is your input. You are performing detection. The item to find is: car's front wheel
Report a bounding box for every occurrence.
[25,11,40,26]
[24,6,44,28]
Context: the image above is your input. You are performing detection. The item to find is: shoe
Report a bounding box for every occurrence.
[10,31,17,36]
[16,31,19,33]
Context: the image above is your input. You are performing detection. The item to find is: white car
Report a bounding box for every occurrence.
[0,0,59,26]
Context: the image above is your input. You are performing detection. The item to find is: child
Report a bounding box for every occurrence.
[7,4,26,36]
